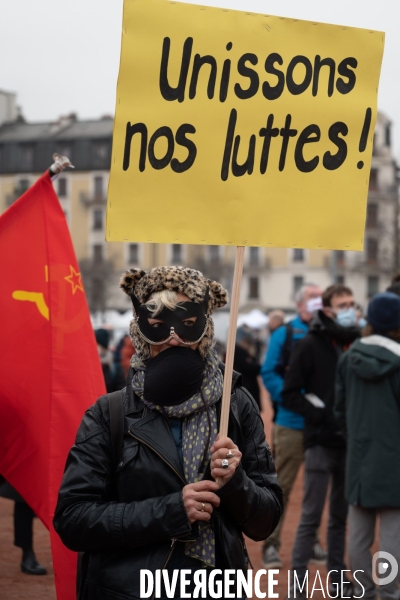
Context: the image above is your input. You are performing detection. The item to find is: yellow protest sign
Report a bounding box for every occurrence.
[107,0,384,250]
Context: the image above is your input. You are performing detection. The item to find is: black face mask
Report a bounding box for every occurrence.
[144,346,205,406]
[132,289,209,345]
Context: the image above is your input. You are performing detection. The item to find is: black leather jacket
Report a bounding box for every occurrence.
[54,368,283,599]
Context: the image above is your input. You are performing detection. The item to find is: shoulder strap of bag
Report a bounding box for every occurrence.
[108,390,125,468]
[281,322,293,374]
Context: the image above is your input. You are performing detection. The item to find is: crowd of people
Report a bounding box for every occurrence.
[2,268,400,600]
[90,275,400,600]
[257,279,400,600]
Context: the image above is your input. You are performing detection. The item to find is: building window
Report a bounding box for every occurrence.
[93,209,103,231]
[58,177,67,197]
[19,144,34,170]
[369,168,378,191]
[129,243,139,264]
[94,176,104,198]
[366,238,378,263]
[92,141,109,166]
[366,204,378,228]
[249,247,259,266]
[367,276,379,298]
[172,244,182,264]
[293,276,304,296]
[7,178,30,206]
[385,124,391,147]
[209,245,220,263]
[93,244,103,262]
[17,178,30,194]
[293,248,304,262]
[249,276,259,299]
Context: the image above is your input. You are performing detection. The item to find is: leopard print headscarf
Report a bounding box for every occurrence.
[120,266,229,359]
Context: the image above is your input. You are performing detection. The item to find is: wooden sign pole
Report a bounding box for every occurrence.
[218,246,245,439]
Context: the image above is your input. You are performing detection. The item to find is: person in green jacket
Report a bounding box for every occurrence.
[335,292,400,600]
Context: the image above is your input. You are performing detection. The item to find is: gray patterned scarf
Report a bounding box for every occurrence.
[130,348,223,567]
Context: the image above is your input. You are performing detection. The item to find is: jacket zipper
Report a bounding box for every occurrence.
[128,430,186,485]
[129,431,199,598]
[128,429,197,537]
[151,538,177,600]
[162,538,177,570]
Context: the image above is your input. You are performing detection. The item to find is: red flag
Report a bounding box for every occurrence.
[0,171,106,600]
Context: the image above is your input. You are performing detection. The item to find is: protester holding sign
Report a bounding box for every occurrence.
[54,266,283,600]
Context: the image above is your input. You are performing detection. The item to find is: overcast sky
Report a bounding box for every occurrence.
[1,0,400,157]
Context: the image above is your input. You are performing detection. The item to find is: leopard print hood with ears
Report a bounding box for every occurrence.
[120,266,229,359]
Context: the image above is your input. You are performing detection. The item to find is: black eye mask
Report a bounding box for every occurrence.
[132,289,209,345]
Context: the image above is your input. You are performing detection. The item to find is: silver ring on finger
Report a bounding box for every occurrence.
[226,450,234,459]
[221,458,229,469]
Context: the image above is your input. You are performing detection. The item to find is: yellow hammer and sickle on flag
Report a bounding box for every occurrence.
[12,265,83,325]
[12,291,50,320]
[12,265,50,321]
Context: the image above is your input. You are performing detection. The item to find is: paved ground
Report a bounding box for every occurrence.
[0,392,377,599]
[246,396,331,599]
[0,498,55,600]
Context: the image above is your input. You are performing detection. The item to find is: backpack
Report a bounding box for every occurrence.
[76,390,125,600]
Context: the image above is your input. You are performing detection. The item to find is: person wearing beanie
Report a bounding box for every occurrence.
[54,266,283,600]
[334,292,400,600]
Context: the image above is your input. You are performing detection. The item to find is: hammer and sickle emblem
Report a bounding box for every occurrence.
[12,291,49,321]
[12,265,83,324]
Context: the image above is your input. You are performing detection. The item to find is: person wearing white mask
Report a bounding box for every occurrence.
[282,284,360,599]
[261,283,326,569]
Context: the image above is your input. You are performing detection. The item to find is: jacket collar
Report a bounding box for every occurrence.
[309,310,360,345]
[129,409,186,483]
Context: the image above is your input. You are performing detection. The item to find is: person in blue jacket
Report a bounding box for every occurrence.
[261,283,326,569]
